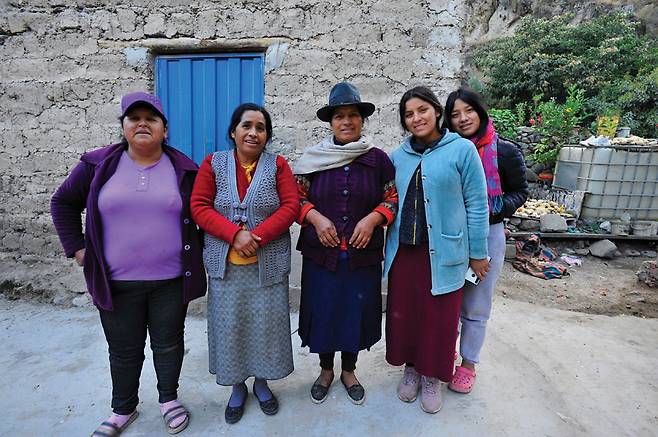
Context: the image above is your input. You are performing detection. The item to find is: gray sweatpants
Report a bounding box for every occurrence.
[459,222,506,364]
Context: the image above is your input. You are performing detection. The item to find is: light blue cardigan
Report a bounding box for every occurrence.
[384,130,489,295]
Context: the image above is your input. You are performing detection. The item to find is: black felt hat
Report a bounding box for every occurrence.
[316,82,376,122]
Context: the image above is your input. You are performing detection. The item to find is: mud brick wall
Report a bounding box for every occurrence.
[0,0,467,301]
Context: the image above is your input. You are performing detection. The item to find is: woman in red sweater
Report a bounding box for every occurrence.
[191,103,299,424]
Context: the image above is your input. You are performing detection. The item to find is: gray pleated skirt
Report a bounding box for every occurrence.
[207,262,293,385]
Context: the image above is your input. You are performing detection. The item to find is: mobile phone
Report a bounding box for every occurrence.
[464,257,492,285]
[464,267,480,285]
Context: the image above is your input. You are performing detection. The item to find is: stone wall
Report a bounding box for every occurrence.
[0,0,467,303]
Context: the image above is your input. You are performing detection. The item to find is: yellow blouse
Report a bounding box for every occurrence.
[228,161,258,265]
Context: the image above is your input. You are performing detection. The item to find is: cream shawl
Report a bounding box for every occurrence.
[294,135,375,175]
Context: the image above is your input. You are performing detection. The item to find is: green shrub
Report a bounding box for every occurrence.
[531,86,587,167]
[486,103,532,141]
[489,108,518,139]
[596,67,658,136]
[473,12,658,138]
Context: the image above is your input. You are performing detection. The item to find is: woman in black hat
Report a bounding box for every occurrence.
[294,82,398,405]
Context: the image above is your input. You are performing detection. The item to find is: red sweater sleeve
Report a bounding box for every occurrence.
[252,155,300,246]
[295,174,315,224]
[373,178,398,226]
[190,154,241,244]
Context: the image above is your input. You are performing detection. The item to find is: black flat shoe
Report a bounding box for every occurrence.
[224,401,245,424]
[341,374,365,405]
[252,383,279,415]
[311,377,331,404]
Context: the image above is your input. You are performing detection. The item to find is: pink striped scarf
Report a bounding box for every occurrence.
[469,119,503,214]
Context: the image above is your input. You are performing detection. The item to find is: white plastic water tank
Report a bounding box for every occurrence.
[554,144,658,220]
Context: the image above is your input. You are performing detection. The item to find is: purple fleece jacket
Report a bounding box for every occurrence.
[51,142,207,310]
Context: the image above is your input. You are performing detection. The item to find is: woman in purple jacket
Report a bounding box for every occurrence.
[51,92,206,436]
[294,82,398,405]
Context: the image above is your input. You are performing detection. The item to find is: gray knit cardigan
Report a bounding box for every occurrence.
[202,150,291,286]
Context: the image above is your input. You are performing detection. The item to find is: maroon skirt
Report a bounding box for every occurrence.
[385,242,462,382]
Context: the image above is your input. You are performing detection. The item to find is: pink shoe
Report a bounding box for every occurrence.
[419,376,443,414]
[397,366,420,402]
[449,366,476,394]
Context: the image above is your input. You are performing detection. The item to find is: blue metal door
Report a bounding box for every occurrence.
[155,53,264,163]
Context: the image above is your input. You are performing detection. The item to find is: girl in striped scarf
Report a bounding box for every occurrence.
[443,87,529,394]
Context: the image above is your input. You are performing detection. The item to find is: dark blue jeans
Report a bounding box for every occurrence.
[99,277,187,414]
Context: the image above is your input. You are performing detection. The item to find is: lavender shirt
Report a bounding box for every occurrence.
[98,151,183,280]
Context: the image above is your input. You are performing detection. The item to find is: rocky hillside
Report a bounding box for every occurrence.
[464,0,656,47]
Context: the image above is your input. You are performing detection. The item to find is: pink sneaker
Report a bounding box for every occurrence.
[449,366,476,394]
[397,366,420,402]
[419,376,443,414]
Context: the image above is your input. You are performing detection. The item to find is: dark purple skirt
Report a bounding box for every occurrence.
[386,242,462,382]
[298,252,382,354]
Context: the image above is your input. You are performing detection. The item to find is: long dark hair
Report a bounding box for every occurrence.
[227,103,273,146]
[398,86,443,133]
[442,87,489,138]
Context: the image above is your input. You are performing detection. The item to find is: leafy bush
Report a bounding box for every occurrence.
[595,67,658,136]
[473,12,658,138]
[489,108,517,139]
[490,102,530,139]
[531,86,587,167]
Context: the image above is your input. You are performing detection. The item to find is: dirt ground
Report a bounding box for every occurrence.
[497,240,658,318]
[1,240,657,319]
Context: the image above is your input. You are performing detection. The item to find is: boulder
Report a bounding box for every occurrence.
[519,219,540,231]
[625,249,641,257]
[641,250,657,258]
[589,239,618,259]
[540,214,568,232]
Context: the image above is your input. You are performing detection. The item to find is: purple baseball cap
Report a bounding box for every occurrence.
[120,91,167,123]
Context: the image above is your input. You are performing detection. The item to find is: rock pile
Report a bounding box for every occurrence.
[636,260,658,287]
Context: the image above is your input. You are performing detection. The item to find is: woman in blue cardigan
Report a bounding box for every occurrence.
[384,86,490,414]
